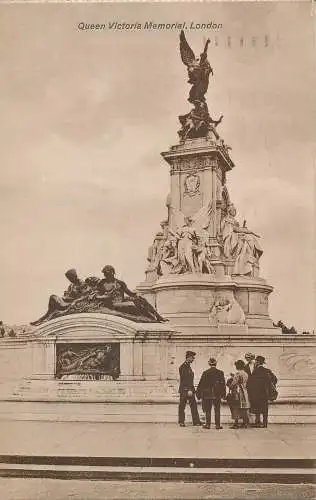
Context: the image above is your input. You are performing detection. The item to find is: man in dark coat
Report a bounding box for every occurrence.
[196,357,226,429]
[249,355,278,428]
[178,351,201,427]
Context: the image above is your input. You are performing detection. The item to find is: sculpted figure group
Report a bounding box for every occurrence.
[147,201,263,279]
[148,203,216,277]
[209,293,245,325]
[56,344,120,381]
[220,204,263,276]
[31,265,166,326]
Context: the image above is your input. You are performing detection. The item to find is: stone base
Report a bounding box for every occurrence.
[0,312,315,425]
[138,274,276,335]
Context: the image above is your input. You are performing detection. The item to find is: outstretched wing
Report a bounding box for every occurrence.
[169,206,186,234]
[191,200,215,234]
[179,30,196,67]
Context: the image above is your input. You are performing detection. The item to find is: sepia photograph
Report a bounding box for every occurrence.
[0,1,315,498]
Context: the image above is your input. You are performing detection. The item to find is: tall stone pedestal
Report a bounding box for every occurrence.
[140,134,276,336]
[138,274,274,335]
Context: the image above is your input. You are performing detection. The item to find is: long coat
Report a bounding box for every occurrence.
[178,361,196,395]
[196,367,226,404]
[230,370,250,409]
[248,365,278,412]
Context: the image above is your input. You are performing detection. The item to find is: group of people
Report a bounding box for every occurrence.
[178,351,278,429]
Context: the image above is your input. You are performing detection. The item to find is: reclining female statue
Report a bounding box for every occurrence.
[31,265,167,326]
[95,265,167,322]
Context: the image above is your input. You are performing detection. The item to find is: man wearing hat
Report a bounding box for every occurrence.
[249,355,278,428]
[178,351,201,427]
[196,357,226,429]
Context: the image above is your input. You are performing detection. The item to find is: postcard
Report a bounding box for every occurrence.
[0,1,315,499]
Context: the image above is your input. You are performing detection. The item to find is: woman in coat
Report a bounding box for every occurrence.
[229,360,250,429]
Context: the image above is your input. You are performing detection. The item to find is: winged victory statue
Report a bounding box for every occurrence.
[178,30,223,141]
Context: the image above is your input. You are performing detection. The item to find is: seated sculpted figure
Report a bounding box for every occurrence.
[157,239,179,276]
[31,268,87,326]
[96,265,167,322]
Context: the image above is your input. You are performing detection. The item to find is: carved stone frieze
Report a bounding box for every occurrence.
[56,343,120,380]
[170,155,218,174]
[209,293,245,325]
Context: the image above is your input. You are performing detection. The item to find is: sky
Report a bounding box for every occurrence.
[0,1,314,330]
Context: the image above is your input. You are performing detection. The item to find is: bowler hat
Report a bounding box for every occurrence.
[186,350,196,358]
[255,355,266,364]
[208,357,217,365]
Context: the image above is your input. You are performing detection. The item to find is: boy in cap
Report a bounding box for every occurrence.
[178,351,201,427]
[196,357,226,429]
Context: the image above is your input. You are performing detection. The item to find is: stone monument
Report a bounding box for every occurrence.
[0,31,315,423]
[134,31,316,419]
[138,30,273,336]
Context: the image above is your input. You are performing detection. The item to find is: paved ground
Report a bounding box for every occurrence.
[0,422,315,459]
[0,479,314,500]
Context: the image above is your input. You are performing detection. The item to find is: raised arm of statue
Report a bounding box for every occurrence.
[202,38,210,56]
[200,39,211,68]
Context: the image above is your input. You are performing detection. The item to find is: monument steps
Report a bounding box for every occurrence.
[7,379,179,401]
[0,377,315,423]
[1,378,315,402]
[0,400,315,424]
[0,456,314,484]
